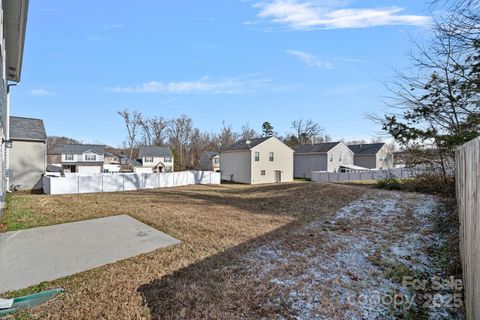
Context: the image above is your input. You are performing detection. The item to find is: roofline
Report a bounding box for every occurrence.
[5,0,29,82]
[11,137,46,142]
[10,115,43,121]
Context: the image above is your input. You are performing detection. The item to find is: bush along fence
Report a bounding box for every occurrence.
[43,171,221,195]
[311,167,416,182]
[456,136,480,320]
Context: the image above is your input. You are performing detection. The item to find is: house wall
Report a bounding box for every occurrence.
[250,137,294,184]
[200,154,220,171]
[353,155,377,169]
[10,140,46,190]
[62,152,105,163]
[376,145,394,169]
[211,155,220,172]
[141,156,174,172]
[294,154,328,179]
[220,150,251,184]
[0,4,8,214]
[77,165,102,175]
[327,143,354,172]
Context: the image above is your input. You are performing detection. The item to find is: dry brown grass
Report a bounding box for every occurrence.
[1,182,365,319]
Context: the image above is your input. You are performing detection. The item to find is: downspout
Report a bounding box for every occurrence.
[5,82,17,191]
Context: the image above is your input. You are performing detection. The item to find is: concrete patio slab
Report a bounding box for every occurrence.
[0,215,181,293]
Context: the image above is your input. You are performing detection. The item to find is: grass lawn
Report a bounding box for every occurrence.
[0,183,461,319]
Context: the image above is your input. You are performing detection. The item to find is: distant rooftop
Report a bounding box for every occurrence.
[138,146,172,158]
[62,144,105,155]
[10,116,47,141]
[223,136,272,151]
[348,143,386,155]
[294,142,341,153]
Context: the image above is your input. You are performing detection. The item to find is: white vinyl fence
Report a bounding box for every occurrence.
[43,171,221,195]
[311,167,416,182]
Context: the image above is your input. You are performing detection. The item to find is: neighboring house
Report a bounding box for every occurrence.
[294,142,355,178]
[9,116,47,190]
[0,1,29,216]
[103,152,121,173]
[137,146,174,173]
[47,147,62,166]
[348,143,394,170]
[61,144,105,174]
[220,136,293,184]
[200,151,220,172]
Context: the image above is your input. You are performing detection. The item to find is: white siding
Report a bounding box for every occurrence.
[77,165,102,174]
[10,140,46,189]
[220,150,251,183]
[326,143,354,172]
[250,137,294,184]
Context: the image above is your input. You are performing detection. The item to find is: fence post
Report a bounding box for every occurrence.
[77,176,80,194]
[123,174,125,192]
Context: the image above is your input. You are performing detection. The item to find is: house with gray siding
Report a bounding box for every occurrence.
[0,0,29,215]
[294,142,354,179]
[220,136,293,184]
[61,144,105,174]
[9,116,47,190]
[200,151,220,172]
[348,143,394,170]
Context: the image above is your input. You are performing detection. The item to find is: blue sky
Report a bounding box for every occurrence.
[12,0,432,147]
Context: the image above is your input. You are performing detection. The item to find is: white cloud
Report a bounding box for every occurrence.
[251,0,431,30]
[110,74,272,94]
[29,88,54,97]
[286,49,333,70]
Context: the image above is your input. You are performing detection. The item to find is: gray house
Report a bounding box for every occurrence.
[9,116,47,190]
[61,144,105,174]
[294,142,354,178]
[200,151,220,172]
[348,143,394,170]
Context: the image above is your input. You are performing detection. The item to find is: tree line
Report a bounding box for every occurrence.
[117,110,334,170]
[377,0,480,181]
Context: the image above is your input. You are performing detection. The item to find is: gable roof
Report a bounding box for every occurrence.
[294,142,341,154]
[138,146,172,158]
[10,116,47,141]
[202,151,219,159]
[223,136,274,151]
[348,143,385,155]
[62,144,105,155]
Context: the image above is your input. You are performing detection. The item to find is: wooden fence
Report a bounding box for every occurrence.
[456,136,480,320]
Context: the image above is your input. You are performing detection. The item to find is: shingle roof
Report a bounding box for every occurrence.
[62,144,105,155]
[348,143,385,155]
[138,146,172,158]
[9,116,47,141]
[202,151,219,159]
[223,137,272,151]
[294,142,341,153]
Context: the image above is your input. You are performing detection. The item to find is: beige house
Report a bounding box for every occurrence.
[200,151,220,172]
[294,142,355,179]
[348,143,394,170]
[220,136,293,184]
[61,144,105,174]
[137,146,174,173]
[9,116,47,190]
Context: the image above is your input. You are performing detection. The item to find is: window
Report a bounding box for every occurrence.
[213,158,219,164]
[269,152,274,162]
[330,155,333,162]
[85,154,96,161]
[254,152,260,161]
[164,157,172,163]
[65,154,74,161]
[339,154,342,162]
[145,157,154,163]
[261,170,266,176]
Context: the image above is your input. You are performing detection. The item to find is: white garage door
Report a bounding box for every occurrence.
[78,165,102,174]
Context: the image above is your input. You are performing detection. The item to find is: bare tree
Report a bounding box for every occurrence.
[240,123,258,140]
[291,119,325,145]
[167,115,193,170]
[216,121,238,150]
[117,110,142,159]
[150,116,168,146]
